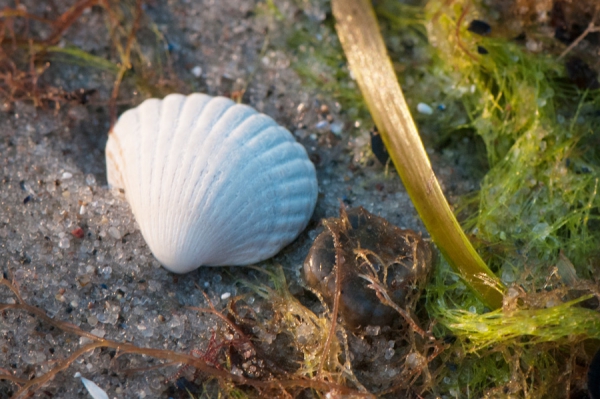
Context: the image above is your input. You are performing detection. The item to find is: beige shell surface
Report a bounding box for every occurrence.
[106,93,318,273]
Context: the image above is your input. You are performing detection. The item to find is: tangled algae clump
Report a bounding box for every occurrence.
[420,0,600,396]
[289,0,600,396]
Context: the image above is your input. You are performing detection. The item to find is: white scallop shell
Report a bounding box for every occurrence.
[105,93,318,273]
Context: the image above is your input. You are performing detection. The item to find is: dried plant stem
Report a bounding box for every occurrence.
[317,222,343,376]
[558,3,600,60]
[0,277,372,398]
[11,342,106,398]
[331,0,505,308]
[558,23,600,60]
[44,0,101,45]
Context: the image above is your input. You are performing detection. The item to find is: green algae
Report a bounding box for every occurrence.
[282,0,600,396]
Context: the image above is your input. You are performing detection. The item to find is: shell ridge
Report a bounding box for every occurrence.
[184,114,281,216]
[185,123,291,217]
[185,161,297,265]
[105,135,125,191]
[116,108,142,220]
[169,97,236,258]
[204,155,310,228]
[163,124,314,269]
[163,94,213,254]
[107,110,136,192]
[154,94,187,250]
[180,104,263,231]
[138,99,163,247]
[186,134,312,231]
[170,97,234,252]
[190,158,315,264]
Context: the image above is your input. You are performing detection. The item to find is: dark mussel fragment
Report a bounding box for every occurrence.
[303,206,433,329]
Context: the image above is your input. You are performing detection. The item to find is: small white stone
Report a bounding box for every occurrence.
[221,292,231,300]
[416,102,433,115]
[87,315,99,327]
[90,328,105,338]
[61,172,73,180]
[191,65,202,77]
[74,372,109,399]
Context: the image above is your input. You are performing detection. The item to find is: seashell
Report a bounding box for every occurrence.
[303,207,432,329]
[106,93,318,273]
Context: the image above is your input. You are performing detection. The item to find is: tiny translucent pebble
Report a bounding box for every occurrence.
[108,227,121,240]
[85,174,96,186]
[502,269,515,283]
[221,292,231,300]
[365,325,380,336]
[384,347,395,360]
[58,237,70,249]
[330,122,343,135]
[315,120,329,129]
[417,102,433,115]
[90,328,105,338]
[405,352,421,369]
[62,172,73,179]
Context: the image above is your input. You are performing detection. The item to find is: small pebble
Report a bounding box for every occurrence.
[87,315,99,327]
[191,65,202,77]
[417,103,433,115]
[90,328,105,338]
[71,227,85,239]
[315,120,329,130]
[108,227,121,240]
[330,122,343,135]
[58,237,71,249]
[85,174,96,186]
[467,20,491,36]
[62,172,73,180]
